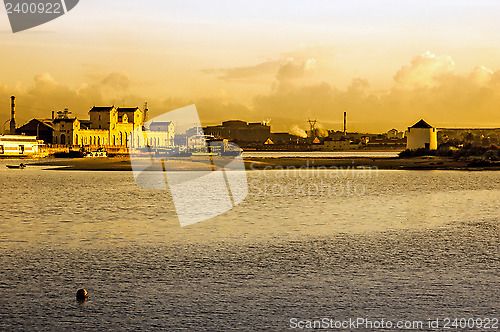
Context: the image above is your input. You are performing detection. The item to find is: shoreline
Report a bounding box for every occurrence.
[18,155,500,171]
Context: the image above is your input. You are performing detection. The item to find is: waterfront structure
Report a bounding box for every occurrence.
[321,138,351,150]
[406,119,438,150]
[62,106,144,147]
[16,103,174,149]
[203,120,271,143]
[0,135,40,156]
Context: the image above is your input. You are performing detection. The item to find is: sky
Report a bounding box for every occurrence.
[1,0,500,133]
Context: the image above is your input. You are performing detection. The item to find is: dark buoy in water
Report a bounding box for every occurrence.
[76,289,88,302]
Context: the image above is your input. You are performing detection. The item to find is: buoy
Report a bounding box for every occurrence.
[76,288,88,302]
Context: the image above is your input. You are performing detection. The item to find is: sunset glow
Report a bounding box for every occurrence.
[2,0,500,132]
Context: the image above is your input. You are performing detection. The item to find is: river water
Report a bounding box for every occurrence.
[242,151,400,158]
[0,162,498,330]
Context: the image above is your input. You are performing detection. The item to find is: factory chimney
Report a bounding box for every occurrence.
[143,101,148,123]
[9,96,16,135]
[343,111,346,136]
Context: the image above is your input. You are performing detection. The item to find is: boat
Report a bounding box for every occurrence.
[6,163,26,169]
[84,150,108,158]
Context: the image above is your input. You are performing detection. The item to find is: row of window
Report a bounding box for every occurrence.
[0,144,27,154]
[52,134,175,147]
[54,133,129,146]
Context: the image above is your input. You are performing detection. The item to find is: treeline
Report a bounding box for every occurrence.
[399,144,500,161]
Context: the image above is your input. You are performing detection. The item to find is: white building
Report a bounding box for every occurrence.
[406,119,438,150]
[0,135,41,156]
[387,128,404,139]
[321,138,351,151]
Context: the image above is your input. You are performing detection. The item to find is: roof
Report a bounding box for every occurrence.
[52,117,78,123]
[410,119,433,128]
[150,121,173,125]
[149,121,173,131]
[80,120,91,129]
[18,118,55,130]
[89,106,115,112]
[264,138,274,144]
[222,120,247,127]
[117,107,141,112]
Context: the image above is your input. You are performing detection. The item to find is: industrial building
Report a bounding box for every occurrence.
[14,100,175,149]
[203,120,271,144]
[16,118,56,144]
[321,137,352,151]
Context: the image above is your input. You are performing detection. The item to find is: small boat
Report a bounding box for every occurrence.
[6,163,26,169]
[84,150,107,158]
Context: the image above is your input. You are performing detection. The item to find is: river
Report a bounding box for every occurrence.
[0,164,498,330]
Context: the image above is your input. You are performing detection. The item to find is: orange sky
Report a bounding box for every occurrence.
[1,0,500,133]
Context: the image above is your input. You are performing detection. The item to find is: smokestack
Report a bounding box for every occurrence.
[143,101,148,122]
[9,96,16,135]
[343,111,346,136]
[52,110,55,120]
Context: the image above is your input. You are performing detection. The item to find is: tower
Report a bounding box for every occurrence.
[308,119,317,138]
[406,119,437,150]
[343,111,346,136]
[9,96,16,135]
[143,102,149,123]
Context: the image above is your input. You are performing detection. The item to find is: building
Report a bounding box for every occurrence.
[0,135,40,156]
[15,102,174,150]
[142,121,175,148]
[406,119,438,150]
[270,132,300,144]
[437,128,500,146]
[74,106,144,147]
[321,137,351,150]
[16,118,55,144]
[387,128,404,139]
[203,120,271,143]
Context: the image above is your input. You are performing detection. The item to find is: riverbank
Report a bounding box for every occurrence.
[245,156,500,170]
[21,155,500,171]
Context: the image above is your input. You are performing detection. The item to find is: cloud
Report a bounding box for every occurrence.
[101,72,131,90]
[0,72,140,128]
[393,51,455,89]
[203,60,281,81]
[276,57,317,82]
[253,52,500,131]
[206,56,317,83]
[2,52,500,134]
[203,45,325,83]
[469,65,494,85]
